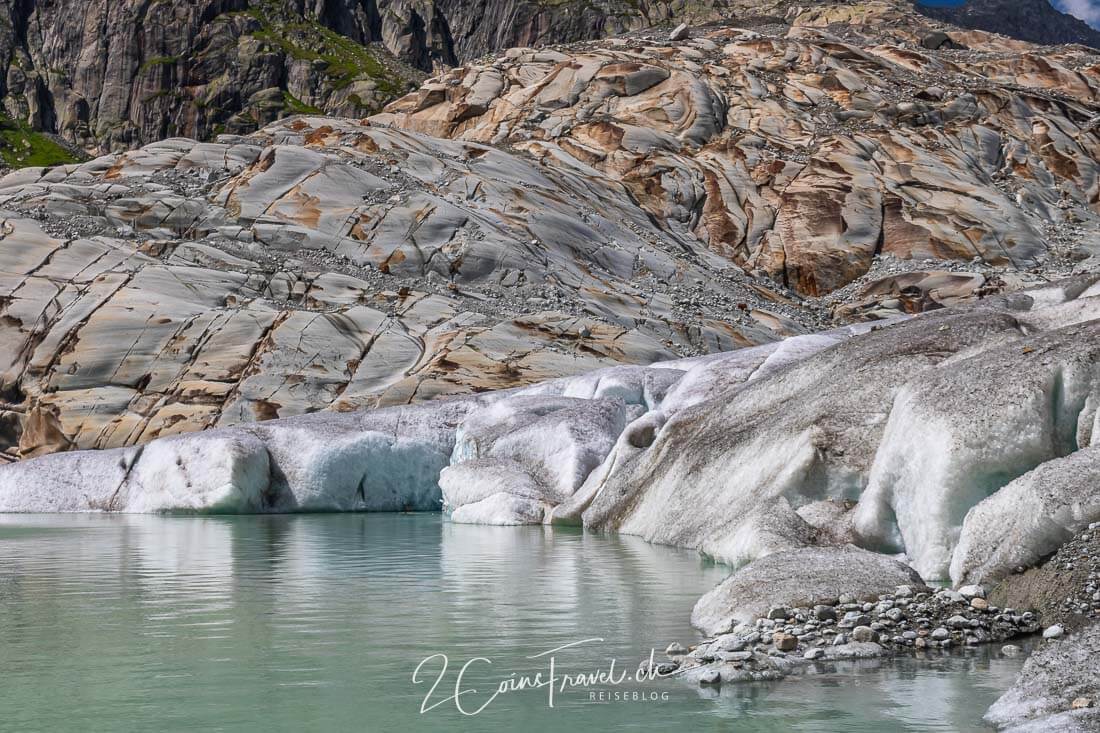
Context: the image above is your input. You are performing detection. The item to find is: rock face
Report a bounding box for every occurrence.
[0,0,441,153]
[985,622,1100,732]
[378,7,1100,297]
[917,0,1100,49]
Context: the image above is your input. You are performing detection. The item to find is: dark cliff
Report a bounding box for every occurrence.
[916,0,1100,48]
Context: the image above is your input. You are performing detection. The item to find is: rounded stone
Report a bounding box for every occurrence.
[851,626,878,643]
[699,668,720,685]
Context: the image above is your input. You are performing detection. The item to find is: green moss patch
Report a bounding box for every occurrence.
[245,2,407,100]
[139,56,180,73]
[282,92,323,115]
[0,115,80,169]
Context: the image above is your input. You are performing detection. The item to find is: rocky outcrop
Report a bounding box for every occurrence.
[0,0,737,154]
[378,10,1100,296]
[0,115,821,459]
[419,0,730,63]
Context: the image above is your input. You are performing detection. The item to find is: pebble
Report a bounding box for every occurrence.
[661,572,1045,687]
[958,584,985,600]
[851,626,877,643]
[666,642,686,656]
[842,612,871,627]
[669,23,690,42]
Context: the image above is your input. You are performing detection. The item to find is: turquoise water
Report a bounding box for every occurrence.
[0,514,1027,732]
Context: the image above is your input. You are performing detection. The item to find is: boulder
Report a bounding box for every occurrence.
[691,545,926,635]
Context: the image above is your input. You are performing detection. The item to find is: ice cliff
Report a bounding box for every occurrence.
[2,276,1100,589]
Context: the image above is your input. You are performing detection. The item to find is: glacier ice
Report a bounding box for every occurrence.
[951,445,1100,585]
[0,275,1099,612]
[577,307,1029,570]
[854,320,1100,579]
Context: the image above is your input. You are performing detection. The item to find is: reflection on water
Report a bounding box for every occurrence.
[0,514,1025,732]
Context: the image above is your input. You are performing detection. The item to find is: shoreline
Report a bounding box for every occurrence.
[659,584,1042,685]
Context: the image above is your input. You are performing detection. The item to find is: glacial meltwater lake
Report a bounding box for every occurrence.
[0,513,1028,732]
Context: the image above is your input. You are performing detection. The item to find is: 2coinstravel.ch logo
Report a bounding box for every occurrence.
[412,638,673,716]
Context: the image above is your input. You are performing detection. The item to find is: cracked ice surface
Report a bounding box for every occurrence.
[2,276,1100,588]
